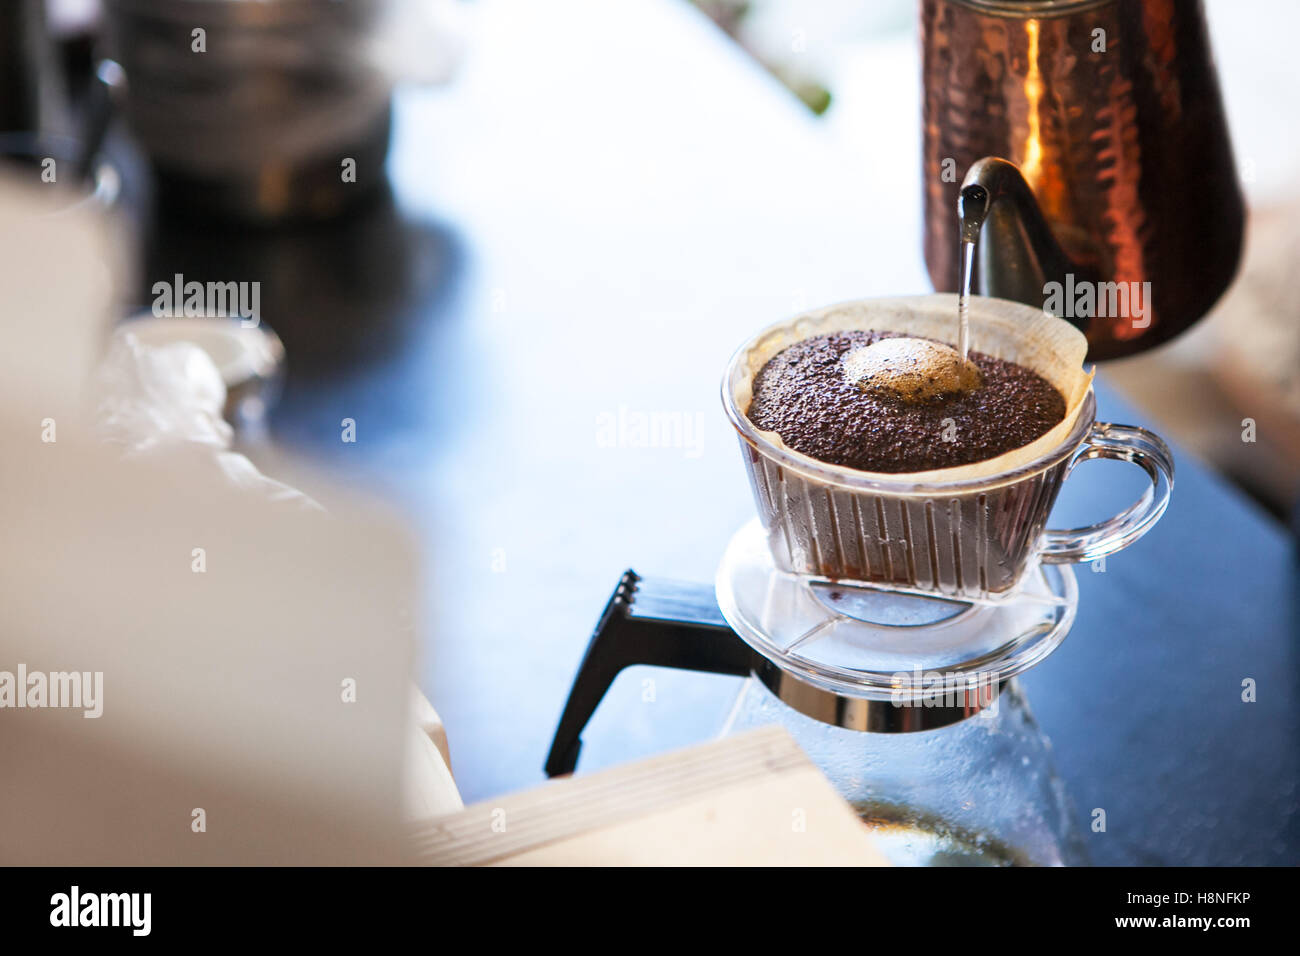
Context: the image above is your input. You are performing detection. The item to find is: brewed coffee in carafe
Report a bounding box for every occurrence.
[721,676,1085,866]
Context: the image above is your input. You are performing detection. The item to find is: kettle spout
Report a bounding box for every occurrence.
[959,157,1089,328]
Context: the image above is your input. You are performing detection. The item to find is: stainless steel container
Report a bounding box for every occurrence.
[105,0,391,222]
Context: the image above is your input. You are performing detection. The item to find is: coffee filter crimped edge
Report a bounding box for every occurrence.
[732,293,1094,483]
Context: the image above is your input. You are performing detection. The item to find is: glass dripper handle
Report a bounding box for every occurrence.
[544,571,755,777]
[1040,421,1175,563]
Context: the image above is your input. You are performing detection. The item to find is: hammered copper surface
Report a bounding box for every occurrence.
[921,0,1244,360]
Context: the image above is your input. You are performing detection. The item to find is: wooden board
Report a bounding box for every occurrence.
[410,727,889,866]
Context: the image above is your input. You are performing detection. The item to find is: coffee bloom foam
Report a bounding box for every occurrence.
[843,337,981,403]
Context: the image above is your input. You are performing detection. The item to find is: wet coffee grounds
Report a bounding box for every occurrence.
[746,330,1066,473]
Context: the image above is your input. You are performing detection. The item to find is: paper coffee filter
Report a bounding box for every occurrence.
[731,294,1093,483]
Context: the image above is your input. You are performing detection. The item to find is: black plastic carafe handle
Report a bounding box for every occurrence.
[544,570,756,777]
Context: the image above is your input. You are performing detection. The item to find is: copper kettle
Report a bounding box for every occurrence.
[922,0,1244,360]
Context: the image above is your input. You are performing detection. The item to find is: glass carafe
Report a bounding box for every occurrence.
[545,566,1088,866]
[721,674,1085,866]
